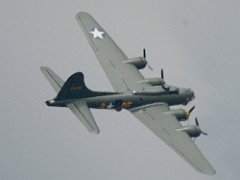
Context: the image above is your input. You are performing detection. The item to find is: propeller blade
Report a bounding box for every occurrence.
[161,69,164,80]
[195,117,199,126]
[147,64,154,71]
[195,117,208,136]
[143,48,154,71]
[202,132,208,136]
[189,106,195,114]
[143,48,146,58]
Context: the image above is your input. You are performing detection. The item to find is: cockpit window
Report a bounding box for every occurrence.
[169,91,178,94]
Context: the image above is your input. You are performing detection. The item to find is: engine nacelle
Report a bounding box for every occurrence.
[138,78,165,86]
[123,57,147,69]
[165,109,190,121]
[177,125,202,138]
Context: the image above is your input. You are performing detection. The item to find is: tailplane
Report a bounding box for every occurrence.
[41,66,101,101]
[41,66,100,134]
[41,67,115,105]
[40,66,64,93]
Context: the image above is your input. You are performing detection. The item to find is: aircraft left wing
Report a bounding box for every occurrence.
[130,103,215,175]
[76,12,160,93]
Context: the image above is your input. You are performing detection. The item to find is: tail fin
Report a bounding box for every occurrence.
[41,67,113,102]
[56,72,95,101]
[41,67,100,133]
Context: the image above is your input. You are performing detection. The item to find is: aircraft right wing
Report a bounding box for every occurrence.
[130,103,215,175]
[76,12,163,93]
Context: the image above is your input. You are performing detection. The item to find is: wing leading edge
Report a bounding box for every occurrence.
[131,103,215,175]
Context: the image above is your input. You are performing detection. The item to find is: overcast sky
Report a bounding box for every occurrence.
[1,0,239,179]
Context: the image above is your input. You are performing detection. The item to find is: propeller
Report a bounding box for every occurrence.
[142,49,169,90]
[195,117,199,126]
[161,68,164,80]
[143,48,146,58]
[143,48,154,71]
[195,117,208,136]
[159,68,170,91]
[193,117,207,141]
[186,106,195,125]
[189,105,195,114]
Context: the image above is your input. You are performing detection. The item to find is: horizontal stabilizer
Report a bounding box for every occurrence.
[67,101,100,134]
[40,66,64,93]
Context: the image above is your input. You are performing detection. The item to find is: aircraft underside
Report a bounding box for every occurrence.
[41,12,215,175]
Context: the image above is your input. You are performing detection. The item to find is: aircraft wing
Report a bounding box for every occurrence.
[130,103,215,175]
[67,101,100,134]
[76,12,157,93]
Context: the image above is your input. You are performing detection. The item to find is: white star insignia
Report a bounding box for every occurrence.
[106,102,114,109]
[90,27,104,39]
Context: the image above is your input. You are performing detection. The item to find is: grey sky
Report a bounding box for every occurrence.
[1,0,239,179]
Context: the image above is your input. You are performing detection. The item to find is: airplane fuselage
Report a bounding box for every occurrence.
[47,88,194,111]
[41,12,215,175]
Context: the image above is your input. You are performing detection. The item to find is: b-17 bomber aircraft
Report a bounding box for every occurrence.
[41,12,215,175]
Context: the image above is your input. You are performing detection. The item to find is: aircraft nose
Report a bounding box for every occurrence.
[181,88,195,103]
[187,89,195,100]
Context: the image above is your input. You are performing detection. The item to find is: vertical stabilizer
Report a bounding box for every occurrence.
[55,72,95,100]
[41,66,100,134]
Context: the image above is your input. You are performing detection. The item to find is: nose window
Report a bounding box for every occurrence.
[169,88,179,94]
